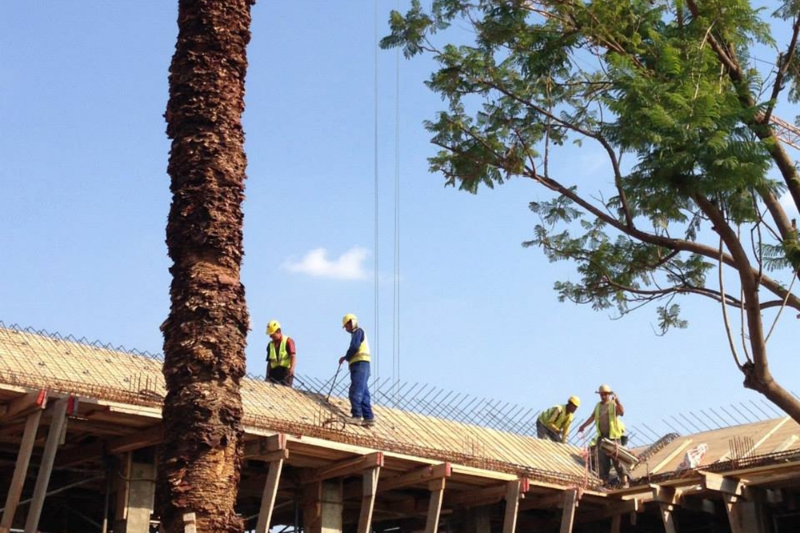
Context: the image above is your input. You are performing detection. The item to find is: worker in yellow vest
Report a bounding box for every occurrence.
[577,384,629,487]
[266,320,296,387]
[338,314,375,427]
[536,396,580,443]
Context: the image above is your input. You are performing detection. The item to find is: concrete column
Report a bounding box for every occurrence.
[303,480,343,533]
[113,451,156,533]
[465,506,491,533]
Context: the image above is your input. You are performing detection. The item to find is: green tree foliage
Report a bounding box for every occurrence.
[383,0,800,421]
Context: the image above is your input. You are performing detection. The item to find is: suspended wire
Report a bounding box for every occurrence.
[373,0,381,392]
[392,5,402,406]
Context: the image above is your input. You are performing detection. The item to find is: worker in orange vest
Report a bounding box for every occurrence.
[266,320,296,387]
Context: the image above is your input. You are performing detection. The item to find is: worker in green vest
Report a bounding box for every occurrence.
[577,384,629,487]
[536,396,580,443]
[266,320,296,387]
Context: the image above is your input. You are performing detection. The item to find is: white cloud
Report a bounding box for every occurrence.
[779,191,799,220]
[282,247,370,281]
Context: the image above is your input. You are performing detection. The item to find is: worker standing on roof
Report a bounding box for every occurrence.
[338,314,375,427]
[577,384,629,488]
[536,396,580,443]
[265,320,296,387]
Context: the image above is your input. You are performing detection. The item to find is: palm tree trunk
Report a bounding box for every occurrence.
[159,1,254,531]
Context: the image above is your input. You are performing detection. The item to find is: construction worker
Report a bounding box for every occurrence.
[577,384,629,488]
[536,396,580,443]
[265,320,295,387]
[338,314,375,427]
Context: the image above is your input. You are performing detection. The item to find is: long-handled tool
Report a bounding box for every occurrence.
[325,362,343,402]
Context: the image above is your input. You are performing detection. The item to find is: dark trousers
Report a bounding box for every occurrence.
[536,420,561,442]
[596,439,629,482]
[267,366,293,387]
[348,361,373,420]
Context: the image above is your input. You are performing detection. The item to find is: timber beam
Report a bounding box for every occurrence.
[357,463,381,533]
[255,434,289,533]
[305,452,384,483]
[575,499,640,524]
[502,478,527,533]
[447,483,510,508]
[0,408,44,532]
[702,471,745,497]
[559,488,579,533]
[519,485,580,512]
[0,390,48,422]
[651,484,681,506]
[380,463,451,493]
[108,424,164,454]
[244,433,287,461]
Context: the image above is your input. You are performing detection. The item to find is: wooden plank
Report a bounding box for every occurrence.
[650,439,693,475]
[0,390,47,422]
[747,417,790,455]
[502,479,522,533]
[379,463,451,493]
[306,452,383,482]
[357,466,380,533]
[559,489,578,533]
[425,478,446,533]
[0,410,42,531]
[659,503,678,533]
[255,455,285,533]
[183,512,197,533]
[771,435,798,453]
[23,397,69,533]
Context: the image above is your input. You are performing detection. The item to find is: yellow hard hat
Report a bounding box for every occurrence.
[568,396,581,407]
[597,384,613,394]
[266,320,281,336]
[342,313,358,328]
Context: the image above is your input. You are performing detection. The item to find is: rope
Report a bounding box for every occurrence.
[373,0,380,393]
[392,3,402,406]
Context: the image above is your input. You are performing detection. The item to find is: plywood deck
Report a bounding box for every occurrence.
[0,325,593,485]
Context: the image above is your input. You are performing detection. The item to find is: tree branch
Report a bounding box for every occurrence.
[764,13,800,123]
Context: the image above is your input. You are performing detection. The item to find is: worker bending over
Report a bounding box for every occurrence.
[578,384,629,488]
[338,314,375,427]
[265,320,296,387]
[537,396,580,443]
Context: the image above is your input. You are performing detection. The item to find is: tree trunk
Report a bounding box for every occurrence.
[158,1,254,532]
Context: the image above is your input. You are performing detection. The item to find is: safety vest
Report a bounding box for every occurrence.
[591,401,625,445]
[267,337,292,369]
[538,404,574,441]
[348,328,371,365]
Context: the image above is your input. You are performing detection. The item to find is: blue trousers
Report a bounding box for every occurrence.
[348,361,373,420]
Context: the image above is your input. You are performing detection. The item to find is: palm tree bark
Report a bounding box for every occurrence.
[159,1,254,531]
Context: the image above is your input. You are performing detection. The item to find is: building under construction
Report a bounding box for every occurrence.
[1,324,800,533]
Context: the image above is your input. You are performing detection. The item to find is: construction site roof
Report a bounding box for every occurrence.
[0,324,595,486]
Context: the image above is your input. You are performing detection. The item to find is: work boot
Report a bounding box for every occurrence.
[345,416,362,425]
[362,418,376,428]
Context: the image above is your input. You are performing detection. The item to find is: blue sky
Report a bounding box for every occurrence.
[1,1,797,440]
